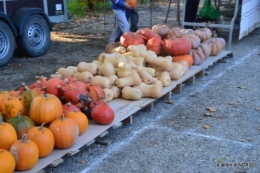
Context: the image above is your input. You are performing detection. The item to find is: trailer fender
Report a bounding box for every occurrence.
[0,12,18,36]
[11,7,52,35]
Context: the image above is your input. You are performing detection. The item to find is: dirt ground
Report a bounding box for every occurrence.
[0,1,179,91]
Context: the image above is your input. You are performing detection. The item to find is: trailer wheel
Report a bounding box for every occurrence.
[0,20,15,67]
[16,14,50,57]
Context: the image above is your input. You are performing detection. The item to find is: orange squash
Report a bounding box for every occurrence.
[125,0,137,8]
[10,134,39,171]
[0,149,16,173]
[2,96,24,120]
[26,123,55,158]
[0,119,17,150]
[49,114,79,149]
[65,107,88,135]
[0,91,10,111]
[30,93,63,125]
[172,54,193,67]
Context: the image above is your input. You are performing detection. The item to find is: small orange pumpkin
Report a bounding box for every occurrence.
[30,93,62,125]
[172,54,194,67]
[0,91,10,111]
[9,134,39,171]
[26,123,55,158]
[0,119,18,150]
[49,114,79,149]
[2,96,24,120]
[65,107,88,135]
[0,149,16,173]
[125,0,137,8]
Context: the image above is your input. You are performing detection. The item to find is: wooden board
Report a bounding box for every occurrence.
[14,50,231,173]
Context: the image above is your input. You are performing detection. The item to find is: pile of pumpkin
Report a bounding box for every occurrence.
[0,76,115,172]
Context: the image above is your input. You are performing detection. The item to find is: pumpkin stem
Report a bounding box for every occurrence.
[43,92,48,97]
[61,114,65,121]
[73,106,78,113]
[0,118,2,125]
[16,110,22,119]
[39,123,45,131]
[21,134,28,143]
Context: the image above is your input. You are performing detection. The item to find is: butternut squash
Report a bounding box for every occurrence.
[169,62,185,80]
[116,72,142,88]
[146,50,157,59]
[108,74,118,86]
[121,86,142,100]
[117,62,133,78]
[92,76,112,88]
[103,88,114,102]
[179,60,189,73]
[111,46,126,54]
[98,62,116,77]
[138,70,153,84]
[127,44,147,52]
[158,55,173,62]
[133,82,162,99]
[92,60,102,67]
[155,71,170,77]
[104,56,127,68]
[127,60,137,69]
[136,66,156,76]
[146,56,172,72]
[66,66,78,72]
[57,67,75,77]
[73,71,93,83]
[77,62,98,75]
[157,73,171,87]
[121,50,140,57]
[98,52,121,62]
[126,56,146,66]
[110,86,121,99]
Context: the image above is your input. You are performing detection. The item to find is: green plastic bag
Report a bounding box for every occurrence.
[199,0,219,20]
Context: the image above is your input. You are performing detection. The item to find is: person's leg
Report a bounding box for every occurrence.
[115,9,132,42]
[109,9,130,42]
[130,8,139,32]
[184,0,200,29]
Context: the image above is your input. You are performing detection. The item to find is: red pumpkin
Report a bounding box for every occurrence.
[86,83,106,104]
[91,102,115,125]
[120,32,145,48]
[44,77,64,97]
[137,28,161,41]
[62,102,81,114]
[146,37,163,55]
[163,37,191,56]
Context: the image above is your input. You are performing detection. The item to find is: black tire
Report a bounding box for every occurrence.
[0,20,15,67]
[16,14,50,57]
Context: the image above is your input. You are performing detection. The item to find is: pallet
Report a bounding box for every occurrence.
[15,50,231,173]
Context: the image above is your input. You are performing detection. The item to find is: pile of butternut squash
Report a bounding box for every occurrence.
[56,44,189,101]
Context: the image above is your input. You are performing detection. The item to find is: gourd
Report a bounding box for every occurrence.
[157,72,171,87]
[65,108,88,135]
[117,62,133,78]
[127,60,137,69]
[110,86,121,99]
[104,42,120,53]
[126,56,146,66]
[73,71,93,83]
[103,88,114,102]
[146,37,163,55]
[86,83,106,104]
[108,74,119,86]
[116,71,142,88]
[7,111,35,139]
[194,28,212,41]
[0,149,16,173]
[92,76,112,89]
[120,32,145,47]
[0,119,17,150]
[164,27,183,39]
[127,44,147,52]
[10,134,39,171]
[136,66,156,76]
[44,77,64,97]
[133,82,162,99]
[30,93,63,125]
[137,28,161,40]
[179,60,189,73]
[57,67,75,77]
[145,56,172,72]
[91,101,115,125]
[169,62,185,80]
[172,54,194,67]
[163,37,191,56]
[98,62,116,77]
[188,43,211,65]
[182,34,201,49]
[26,123,55,158]
[202,37,226,55]
[20,87,39,116]
[121,86,142,100]
[49,114,79,149]
[151,24,170,37]
[77,62,98,75]
[99,52,127,67]
[138,70,154,84]
[66,66,78,73]
[111,46,126,54]
[92,60,102,67]
[181,28,195,34]
[158,55,173,62]
[2,96,24,120]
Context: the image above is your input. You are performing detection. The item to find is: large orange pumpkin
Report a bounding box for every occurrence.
[65,108,88,135]
[163,37,191,56]
[49,114,79,149]
[9,134,39,171]
[2,96,24,120]
[0,149,16,173]
[0,119,17,150]
[26,123,55,158]
[30,93,62,125]
[137,28,161,41]
[146,37,163,55]
[120,32,145,48]
[125,0,137,8]
[172,54,194,67]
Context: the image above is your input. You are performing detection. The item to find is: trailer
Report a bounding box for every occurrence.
[0,0,70,67]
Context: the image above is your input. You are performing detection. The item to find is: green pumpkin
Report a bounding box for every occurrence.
[20,88,38,116]
[7,111,35,139]
[0,112,6,122]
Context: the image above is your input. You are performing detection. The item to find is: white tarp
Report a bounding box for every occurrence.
[239,0,260,39]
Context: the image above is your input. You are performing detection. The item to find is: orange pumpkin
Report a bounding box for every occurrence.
[163,37,191,56]
[137,28,161,41]
[65,107,88,135]
[172,54,194,67]
[0,149,16,173]
[26,123,55,158]
[120,32,145,48]
[49,114,79,149]
[2,96,24,120]
[62,102,81,114]
[86,83,106,105]
[30,93,63,125]
[125,0,137,8]
[0,119,17,150]
[9,134,39,171]
[146,37,163,55]
[0,91,10,111]
[8,90,20,97]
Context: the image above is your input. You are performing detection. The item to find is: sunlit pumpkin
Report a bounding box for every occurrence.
[0,149,16,173]
[2,96,24,120]
[0,119,17,150]
[172,54,194,67]
[125,0,137,8]
[163,37,191,56]
[120,32,145,48]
